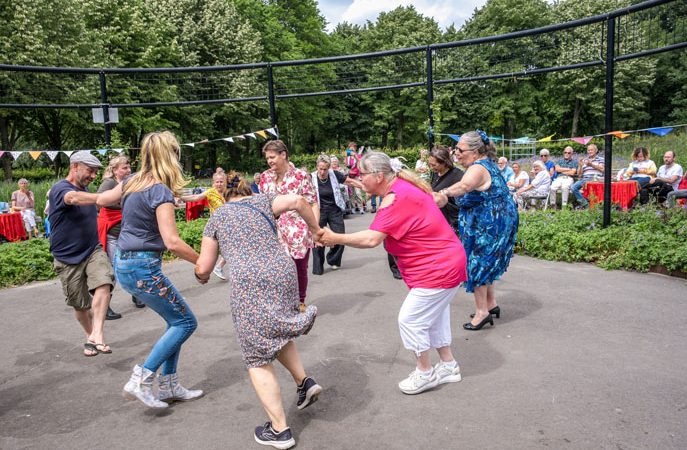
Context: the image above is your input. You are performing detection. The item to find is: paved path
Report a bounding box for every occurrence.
[1,213,686,449]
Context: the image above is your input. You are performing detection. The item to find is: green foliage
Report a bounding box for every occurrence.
[516,206,687,272]
[11,168,58,181]
[0,238,54,288]
[176,218,207,253]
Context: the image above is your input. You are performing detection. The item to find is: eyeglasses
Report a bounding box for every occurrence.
[564,152,572,154]
[457,148,473,154]
[359,171,376,177]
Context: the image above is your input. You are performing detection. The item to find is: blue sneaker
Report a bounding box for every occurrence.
[254,422,295,449]
[296,376,322,410]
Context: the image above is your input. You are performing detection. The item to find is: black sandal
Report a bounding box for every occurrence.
[84,342,99,357]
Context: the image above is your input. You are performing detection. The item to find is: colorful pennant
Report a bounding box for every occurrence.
[10,151,22,160]
[609,131,630,139]
[29,151,42,160]
[46,151,58,161]
[647,127,673,136]
[571,136,593,145]
[538,133,555,142]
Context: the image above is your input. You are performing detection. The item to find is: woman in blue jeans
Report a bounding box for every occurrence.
[97,131,202,409]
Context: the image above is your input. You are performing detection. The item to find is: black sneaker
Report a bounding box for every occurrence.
[296,377,322,410]
[106,307,122,320]
[254,421,295,449]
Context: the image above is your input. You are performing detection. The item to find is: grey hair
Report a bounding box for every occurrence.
[316,154,331,166]
[359,151,395,182]
[533,160,546,170]
[498,157,508,163]
[330,155,339,162]
[18,178,29,184]
[459,131,496,159]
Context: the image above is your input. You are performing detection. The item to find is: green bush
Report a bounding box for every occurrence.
[0,238,55,288]
[12,167,62,181]
[516,206,687,272]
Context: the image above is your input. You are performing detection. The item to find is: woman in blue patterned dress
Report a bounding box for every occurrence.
[194,173,322,450]
[435,131,518,331]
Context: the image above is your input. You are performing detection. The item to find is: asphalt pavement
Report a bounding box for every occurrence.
[1,213,686,450]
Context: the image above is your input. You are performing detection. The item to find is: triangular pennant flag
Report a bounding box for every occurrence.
[62,151,74,158]
[266,127,279,138]
[513,136,530,144]
[10,151,22,160]
[198,139,209,144]
[0,151,4,158]
[647,127,673,136]
[609,130,630,139]
[183,143,195,148]
[235,135,246,140]
[538,133,555,142]
[112,148,123,154]
[97,148,108,155]
[46,151,58,161]
[256,130,267,139]
[222,137,234,143]
[29,151,42,160]
[246,133,256,140]
[571,136,593,145]
[447,134,461,142]
[489,136,501,142]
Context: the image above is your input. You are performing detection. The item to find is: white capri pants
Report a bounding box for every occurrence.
[20,209,37,231]
[398,286,459,356]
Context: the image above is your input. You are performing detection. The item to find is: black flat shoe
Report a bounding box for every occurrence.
[463,314,494,331]
[132,296,146,308]
[106,307,122,320]
[470,306,500,319]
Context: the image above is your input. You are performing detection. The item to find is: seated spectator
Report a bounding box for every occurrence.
[539,148,557,179]
[11,178,40,238]
[626,147,657,203]
[514,161,551,210]
[250,172,261,194]
[643,151,683,205]
[666,172,687,208]
[497,157,515,184]
[572,144,605,209]
[616,167,629,181]
[415,149,430,182]
[507,162,529,192]
[549,146,578,208]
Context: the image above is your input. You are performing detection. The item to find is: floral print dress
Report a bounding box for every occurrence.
[203,194,317,368]
[457,159,519,293]
[258,163,317,260]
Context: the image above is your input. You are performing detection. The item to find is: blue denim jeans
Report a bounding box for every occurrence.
[114,250,197,375]
[571,179,589,206]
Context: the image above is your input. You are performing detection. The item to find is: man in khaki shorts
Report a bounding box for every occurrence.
[48,151,115,356]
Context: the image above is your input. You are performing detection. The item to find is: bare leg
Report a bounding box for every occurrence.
[74,309,93,337]
[248,364,288,432]
[486,283,497,310]
[471,285,490,325]
[436,346,455,364]
[416,350,432,372]
[88,285,111,349]
[276,341,306,386]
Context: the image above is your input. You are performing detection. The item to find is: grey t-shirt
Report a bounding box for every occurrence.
[117,183,175,252]
[97,177,122,237]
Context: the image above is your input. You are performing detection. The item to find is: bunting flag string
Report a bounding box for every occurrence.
[436,122,687,145]
[181,126,277,148]
[29,151,42,160]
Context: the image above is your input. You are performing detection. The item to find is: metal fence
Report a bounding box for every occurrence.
[1,0,686,225]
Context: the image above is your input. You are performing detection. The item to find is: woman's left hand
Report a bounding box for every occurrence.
[432,192,448,208]
[319,227,337,247]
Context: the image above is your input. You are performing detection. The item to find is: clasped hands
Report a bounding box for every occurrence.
[312,227,337,247]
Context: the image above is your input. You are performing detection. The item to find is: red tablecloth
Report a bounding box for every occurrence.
[582,181,638,210]
[185,198,209,221]
[0,212,28,242]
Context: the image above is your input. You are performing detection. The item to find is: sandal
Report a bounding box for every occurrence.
[84,342,99,357]
[86,341,112,354]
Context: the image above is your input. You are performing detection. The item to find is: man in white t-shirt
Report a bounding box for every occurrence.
[645,151,683,204]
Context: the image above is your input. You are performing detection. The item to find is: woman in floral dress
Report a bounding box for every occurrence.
[258,140,319,313]
[435,131,519,331]
[195,173,322,450]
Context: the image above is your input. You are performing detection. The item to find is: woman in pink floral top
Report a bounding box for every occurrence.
[259,140,319,312]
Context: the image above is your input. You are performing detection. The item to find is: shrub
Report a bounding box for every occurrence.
[0,238,55,288]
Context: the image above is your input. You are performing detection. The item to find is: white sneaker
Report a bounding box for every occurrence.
[330,265,339,270]
[212,265,226,280]
[434,361,462,385]
[398,368,438,395]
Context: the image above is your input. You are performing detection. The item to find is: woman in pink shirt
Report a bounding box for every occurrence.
[320,152,467,396]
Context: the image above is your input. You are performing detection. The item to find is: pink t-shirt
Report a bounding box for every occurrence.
[369,178,467,289]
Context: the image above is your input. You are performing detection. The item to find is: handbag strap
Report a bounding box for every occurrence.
[227,201,277,234]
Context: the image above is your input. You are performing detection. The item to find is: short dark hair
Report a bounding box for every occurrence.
[429,146,454,169]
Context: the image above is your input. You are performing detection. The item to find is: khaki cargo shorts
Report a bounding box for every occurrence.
[53,246,114,310]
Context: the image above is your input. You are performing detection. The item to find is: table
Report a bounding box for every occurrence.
[0,212,28,242]
[582,181,638,210]
[185,198,209,221]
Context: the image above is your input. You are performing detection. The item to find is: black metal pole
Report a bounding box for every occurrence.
[267,64,278,129]
[99,72,111,146]
[603,18,615,228]
[426,46,434,150]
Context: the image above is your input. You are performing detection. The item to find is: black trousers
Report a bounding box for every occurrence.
[312,207,345,274]
[641,180,673,204]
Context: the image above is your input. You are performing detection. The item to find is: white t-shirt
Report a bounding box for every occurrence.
[515,171,530,188]
[657,164,683,191]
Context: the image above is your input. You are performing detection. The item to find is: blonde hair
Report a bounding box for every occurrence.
[103,155,130,179]
[360,151,432,194]
[123,131,189,197]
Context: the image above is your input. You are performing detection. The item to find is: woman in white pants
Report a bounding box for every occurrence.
[321,152,467,395]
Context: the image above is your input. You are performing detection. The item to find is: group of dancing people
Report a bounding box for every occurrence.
[48,130,517,449]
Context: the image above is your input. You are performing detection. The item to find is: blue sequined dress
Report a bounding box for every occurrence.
[457,158,519,293]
